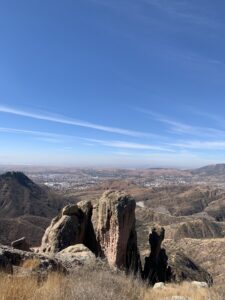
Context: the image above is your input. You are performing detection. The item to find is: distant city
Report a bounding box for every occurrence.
[1,165,225,193]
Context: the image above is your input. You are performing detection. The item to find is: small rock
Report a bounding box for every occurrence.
[191,281,208,288]
[11,237,31,252]
[153,282,165,289]
[62,204,79,216]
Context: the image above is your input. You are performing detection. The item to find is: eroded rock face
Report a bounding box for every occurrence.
[92,191,141,272]
[143,227,172,284]
[40,201,94,253]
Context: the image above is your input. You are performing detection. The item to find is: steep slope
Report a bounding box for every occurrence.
[163,238,225,285]
[0,172,63,218]
[0,172,66,246]
[137,185,225,217]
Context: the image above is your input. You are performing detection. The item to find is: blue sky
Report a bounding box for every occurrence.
[1,0,225,168]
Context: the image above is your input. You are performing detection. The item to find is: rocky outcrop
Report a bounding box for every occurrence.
[39,191,141,273]
[143,227,172,284]
[0,244,65,275]
[40,200,96,253]
[142,227,212,286]
[167,250,213,286]
[92,191,141,273]
[38,191,213,284]
[11,237,31,252]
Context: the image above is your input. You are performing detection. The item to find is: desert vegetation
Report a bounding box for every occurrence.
[0,266,222,300]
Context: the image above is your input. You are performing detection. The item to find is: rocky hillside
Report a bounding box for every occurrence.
[0,171,64,217]
[0,172,66,246]
[1,172,225,286]
[0,191,212,289]
[131,184,225,284]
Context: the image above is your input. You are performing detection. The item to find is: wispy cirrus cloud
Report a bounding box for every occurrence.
[172,140,225,150]
[184,106,225,128]
[142,0,217,26]
[84,138,173,152]
[0,127,73,143]
[0,105,156,138]
[0,126,172,152]
[0,127,63,139]
[89,0,218,28]
[135,107,225,138]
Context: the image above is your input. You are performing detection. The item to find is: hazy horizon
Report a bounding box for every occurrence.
[1,1,225,168]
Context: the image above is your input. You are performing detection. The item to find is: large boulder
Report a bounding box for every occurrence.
[40,201,96,253]
[56,244,96,270]
[92,191,141,272]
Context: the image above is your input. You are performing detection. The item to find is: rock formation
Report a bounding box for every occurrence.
[40,200,96,253]
[92,191,141,272]
[11,237,31,252]
[37,190,213,285]
[0,244,65,275]
[39,191,141,273]
[143,227,172,284]
[166,250,213,286]
[56,244,96,269]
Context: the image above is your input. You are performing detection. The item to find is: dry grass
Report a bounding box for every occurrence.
[0,267,223,300]
[0,267,144,300]
[21,258,41,270]
[144,282,220,300]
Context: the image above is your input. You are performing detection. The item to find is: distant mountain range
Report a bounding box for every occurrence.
[191,164,225,176]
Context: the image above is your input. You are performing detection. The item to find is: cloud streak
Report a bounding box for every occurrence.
[84,138,173,152]
[172,140,225,150]
[135,107,225,138]
[0,127,63,138]
[0,126,172,152]
[142,0,218,27]
[0,105,156,138]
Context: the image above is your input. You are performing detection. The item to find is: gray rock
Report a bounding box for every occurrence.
[56,244,96,270]
[11,237,31,252]
[0,244,65,276]
[153,282,165,289]
[40,200,93,253]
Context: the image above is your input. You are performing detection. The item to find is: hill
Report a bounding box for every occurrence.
[0,172,67,246]
[191,164,225,176]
